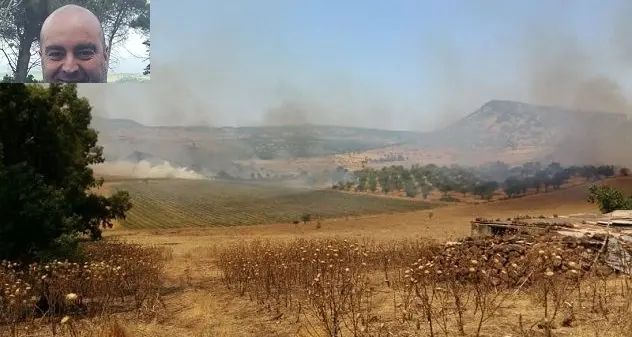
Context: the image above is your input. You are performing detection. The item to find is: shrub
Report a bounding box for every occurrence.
[439,195,460,202]
[587,184,632,213]
[0,240,169,332]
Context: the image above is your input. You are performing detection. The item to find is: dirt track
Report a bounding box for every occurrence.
[102,176,632,336]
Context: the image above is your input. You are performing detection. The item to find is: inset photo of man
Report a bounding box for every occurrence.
[0,0,150,84]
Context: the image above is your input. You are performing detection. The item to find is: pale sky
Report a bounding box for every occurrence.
[107,30,148,74]
[72,0,632,130]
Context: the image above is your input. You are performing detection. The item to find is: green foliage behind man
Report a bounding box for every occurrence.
[0,83,131,262]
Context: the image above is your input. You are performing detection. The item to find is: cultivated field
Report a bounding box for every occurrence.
[5,177,632,337]
[114,179,434,229]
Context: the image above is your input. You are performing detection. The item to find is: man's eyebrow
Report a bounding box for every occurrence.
[73,43,97,52]
[44,45,64,53]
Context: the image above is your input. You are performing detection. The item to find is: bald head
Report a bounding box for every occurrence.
[40,5,109,83]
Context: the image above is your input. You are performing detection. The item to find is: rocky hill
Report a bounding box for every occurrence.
[408,100,631,166]
[423,100,628,150]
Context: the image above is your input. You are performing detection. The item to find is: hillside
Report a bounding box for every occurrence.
[91,100,632,177]
[91,116,423,174]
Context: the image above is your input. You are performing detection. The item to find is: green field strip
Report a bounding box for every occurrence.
[118,186,201,228]
[137,193,211,227]
[154,183,293,225]
[127,190,230,227]
[113,180,435,229]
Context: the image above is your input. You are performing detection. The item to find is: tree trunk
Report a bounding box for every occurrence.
[13,0,49,83]
[14,34,34,82]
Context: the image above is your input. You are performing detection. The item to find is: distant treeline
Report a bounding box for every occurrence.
[332,161,629,200]
[368,154,407,164]
[250,137,387,160]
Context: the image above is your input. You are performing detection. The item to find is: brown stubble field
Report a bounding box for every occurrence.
[73,177,631,337]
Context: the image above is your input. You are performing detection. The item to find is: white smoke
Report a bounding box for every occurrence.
[92,160,208,180]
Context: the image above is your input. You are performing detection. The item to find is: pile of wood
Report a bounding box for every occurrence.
[467,218,632,274]
[449,231,608,269]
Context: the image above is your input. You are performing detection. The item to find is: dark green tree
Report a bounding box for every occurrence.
[503,176,524,198]
[367,172,378,192]
[356,173,368,192]
[534,171,552,192]
[472,181,499,200]
[404,179,417,198]
[0,83,132,262]
[419,183,433,200]
[579,165,598,181]
[436,175,455,196]
[1,74,41,83]
[377,169,391,194]
[596,165,615,178]
[550,170,571,190]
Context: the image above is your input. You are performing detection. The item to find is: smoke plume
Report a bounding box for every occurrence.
[92,160,207,180]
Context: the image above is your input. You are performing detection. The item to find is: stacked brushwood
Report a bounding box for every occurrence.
[407,232,612,289]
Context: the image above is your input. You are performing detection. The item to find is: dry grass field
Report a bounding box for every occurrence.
[5,177,632,337]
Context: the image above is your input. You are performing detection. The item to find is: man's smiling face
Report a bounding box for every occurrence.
[40,5,109,83]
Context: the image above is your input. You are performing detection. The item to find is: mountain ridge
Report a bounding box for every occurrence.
[91,116,424,134]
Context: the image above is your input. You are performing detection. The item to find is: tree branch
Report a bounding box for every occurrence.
[106,4,128,52]
[26,56,39,73]
[0,47,16,72]
[0,0,21,25]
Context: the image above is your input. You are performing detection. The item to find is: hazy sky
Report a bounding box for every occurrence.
[87,0,632,130]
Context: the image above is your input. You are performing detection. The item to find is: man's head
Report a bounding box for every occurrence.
[40,5,109,83]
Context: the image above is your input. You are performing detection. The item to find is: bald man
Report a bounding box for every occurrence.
[39,5,109,83]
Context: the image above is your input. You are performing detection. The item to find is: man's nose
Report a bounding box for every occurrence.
[61,55,79,73]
